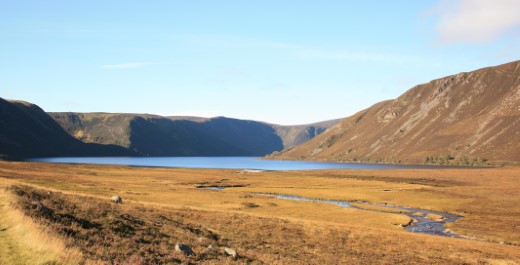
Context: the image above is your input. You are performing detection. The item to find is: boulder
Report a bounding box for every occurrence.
[175,243,194,256]
[224,247,238,259]
[111,195,122,204]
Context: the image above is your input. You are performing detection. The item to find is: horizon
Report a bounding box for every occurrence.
[3,59,516,127]
[2,1,520,124]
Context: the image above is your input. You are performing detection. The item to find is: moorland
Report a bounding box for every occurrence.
[0,161,519,264]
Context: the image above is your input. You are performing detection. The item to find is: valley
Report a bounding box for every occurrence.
[3,2,520,264]
[0,161,519,264]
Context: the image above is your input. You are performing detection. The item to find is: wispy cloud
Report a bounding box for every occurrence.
[100,62,165,69]
[432,0,520,44]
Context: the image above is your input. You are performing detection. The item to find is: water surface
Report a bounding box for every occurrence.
[30,157,445,171]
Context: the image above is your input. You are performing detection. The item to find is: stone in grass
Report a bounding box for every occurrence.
[175,243,194,256]
[111,195,122,204]
[224,247,238,259]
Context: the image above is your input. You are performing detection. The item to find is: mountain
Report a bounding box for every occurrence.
[272,119,339,149]
[0,98,136,159]
[49,113,336,156]
[269,60,520,165]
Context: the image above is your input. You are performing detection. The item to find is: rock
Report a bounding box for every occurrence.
[175,243,194,256]
[111,195,122,204]
[224,247,238,258]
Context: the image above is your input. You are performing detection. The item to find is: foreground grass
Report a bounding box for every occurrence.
[0,189,81,264]
[0,161,519,264]
[6,185,520,264]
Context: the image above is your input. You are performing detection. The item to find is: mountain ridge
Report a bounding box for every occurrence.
[49,112,337,157]
[269,60,520,165]
[4,60,519,163]
[0,98,136,159]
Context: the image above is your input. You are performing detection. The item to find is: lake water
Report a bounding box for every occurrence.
[30,157,445,171]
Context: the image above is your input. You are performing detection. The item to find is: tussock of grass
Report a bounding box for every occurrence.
[426,213,444,220]
[241,202,260,208]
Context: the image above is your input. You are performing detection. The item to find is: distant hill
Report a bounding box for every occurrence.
[272,119,339,149]
[0,98,136,159]
[269,60,520,165]
[49,113,336,156]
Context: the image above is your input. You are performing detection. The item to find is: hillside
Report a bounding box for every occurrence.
[0,98,136,159]
[272,119,339,149]
[270,60,520,165]
[49,113,336,156]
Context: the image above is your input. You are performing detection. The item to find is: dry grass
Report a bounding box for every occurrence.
[8,185,238,264]
[6,185,520,265]
[426,213,444,220]
[0,188,82,264]
[0,161,519,264]
[350,202,411,214]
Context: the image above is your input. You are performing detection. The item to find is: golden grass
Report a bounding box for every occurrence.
[0,189,82,264]
[426,213,444,220]
[0,161,520,263]
[350,202,411,214]
[7,185,520,264]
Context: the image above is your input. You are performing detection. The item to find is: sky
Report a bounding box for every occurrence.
[1,0,520,125]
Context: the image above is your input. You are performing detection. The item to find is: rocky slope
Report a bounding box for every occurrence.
[49,113,336,156]
[0,98,136,159]
[270,60,520,165]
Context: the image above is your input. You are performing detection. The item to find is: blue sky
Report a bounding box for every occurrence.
[2,1,520,124]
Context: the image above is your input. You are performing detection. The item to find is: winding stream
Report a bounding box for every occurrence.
[197,186,464,238]
[253,193,463,238]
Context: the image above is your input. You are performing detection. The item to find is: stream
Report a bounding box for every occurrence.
[252,193,463,238]
[198,186,464,238]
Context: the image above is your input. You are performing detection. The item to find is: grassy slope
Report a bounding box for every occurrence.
[0,191,27,264]
[271,60,520,165]
[0,161,519,264]
[0,189,81,264]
